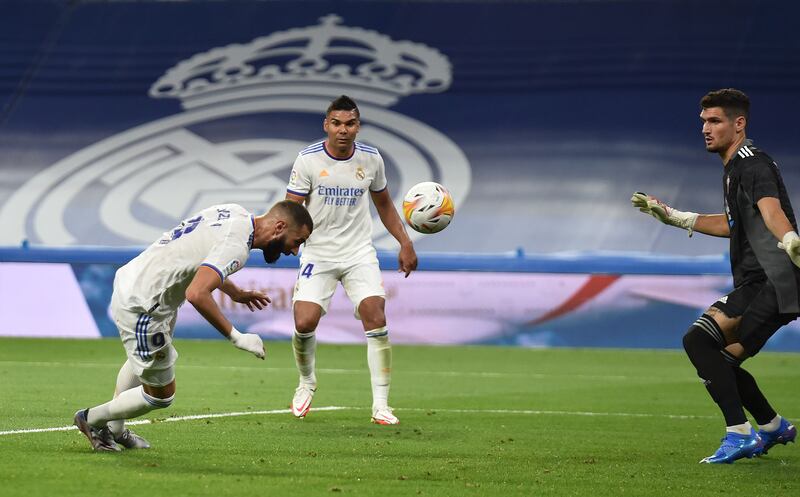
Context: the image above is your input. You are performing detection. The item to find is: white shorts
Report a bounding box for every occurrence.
[111,296,179,387]
[292,256,385,317]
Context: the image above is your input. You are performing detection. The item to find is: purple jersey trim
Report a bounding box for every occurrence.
[200,263,225,283]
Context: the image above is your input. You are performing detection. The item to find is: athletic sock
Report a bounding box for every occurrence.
[732,366,777,426]
[292,330,317,386]
[366,327,391,409]
[87,385,173,426]
[726,421,753,435]
[108,360,141,436]
[683,316,747,426]
[760,415,783,433]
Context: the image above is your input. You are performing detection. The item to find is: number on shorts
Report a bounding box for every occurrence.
[152,332,166,348]
[301,263,314,279]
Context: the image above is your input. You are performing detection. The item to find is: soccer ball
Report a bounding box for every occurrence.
[402,182,455,234]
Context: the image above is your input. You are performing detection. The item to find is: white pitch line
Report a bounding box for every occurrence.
[0,405,721,437]
[0,406,350,436]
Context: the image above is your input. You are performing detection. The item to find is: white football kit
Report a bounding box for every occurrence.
[111,203,254,385]
[287,141,387,314]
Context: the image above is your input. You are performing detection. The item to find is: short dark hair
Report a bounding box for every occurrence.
[271,200,313,233]
[700,88,750,121]
[326,95,360,119]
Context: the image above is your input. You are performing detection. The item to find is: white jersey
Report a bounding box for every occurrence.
[114,204,254,314]
[287,140,387,262]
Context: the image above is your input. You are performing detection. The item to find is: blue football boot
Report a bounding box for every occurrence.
[699,429,763,464]
[758,418,797,455]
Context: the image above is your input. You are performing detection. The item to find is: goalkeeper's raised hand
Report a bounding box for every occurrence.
[228,327,266,360]
[778,231,800,268]
[631,192,699,236]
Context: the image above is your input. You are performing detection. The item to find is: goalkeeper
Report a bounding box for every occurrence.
[632,88,797,464]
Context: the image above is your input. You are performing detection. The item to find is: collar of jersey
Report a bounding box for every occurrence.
[323,142,355,161]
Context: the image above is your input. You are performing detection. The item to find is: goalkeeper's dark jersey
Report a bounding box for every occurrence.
[723,140,800,313]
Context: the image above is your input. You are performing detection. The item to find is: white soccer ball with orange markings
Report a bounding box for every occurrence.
[402,182,455,234]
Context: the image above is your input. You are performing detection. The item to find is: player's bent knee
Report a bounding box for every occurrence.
[293,304,322,333]
[683,314,726,353]
[358,302,386,330]
[683,326,719,353]
[683,328,706,356]
[294,319,319,335]
[362,317,387,330]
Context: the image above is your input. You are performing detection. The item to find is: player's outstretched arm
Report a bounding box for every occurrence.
[631,192,730,238]
[371,188,418,277]
[758,196,800,268]
[186,266,265,359]
[691,214,731,238]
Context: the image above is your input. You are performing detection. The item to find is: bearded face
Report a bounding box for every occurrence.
[261,235,287,263]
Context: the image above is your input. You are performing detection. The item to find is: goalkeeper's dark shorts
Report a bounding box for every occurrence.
[711,279,799,356]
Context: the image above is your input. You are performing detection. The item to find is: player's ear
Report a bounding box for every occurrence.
[274,219,287,236]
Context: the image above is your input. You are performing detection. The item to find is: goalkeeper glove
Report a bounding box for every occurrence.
[631,192,699,237]
[228,327,266,359]
[778,231,800,268]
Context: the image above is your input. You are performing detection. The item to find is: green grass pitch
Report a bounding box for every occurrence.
[1,337,799,496]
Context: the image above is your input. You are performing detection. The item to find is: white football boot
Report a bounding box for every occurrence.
[371,406,399,425]
[291,384,316,418]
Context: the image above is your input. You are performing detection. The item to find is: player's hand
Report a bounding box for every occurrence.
[631,192,675,224]
[232,289,271,312]
[228,327,266,360]
[631,192,698,235]
[398,242,418,278]
[778,231,800,268]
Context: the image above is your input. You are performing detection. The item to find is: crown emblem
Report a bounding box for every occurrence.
[149,14,452,109]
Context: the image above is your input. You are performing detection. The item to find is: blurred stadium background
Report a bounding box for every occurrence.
[2,0,800,350]
[3,3,800,496]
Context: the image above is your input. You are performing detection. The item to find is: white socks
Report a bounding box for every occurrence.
[726,421,753,435]
[108,360,141,436]
[292,326,391,409]
[727,416,784,435]
[292,330,317,386]
[366,327,391,409]
[87,385,173,427]
[760,415,783,433]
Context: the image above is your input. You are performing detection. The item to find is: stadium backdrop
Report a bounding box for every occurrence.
[2,0,800,350]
